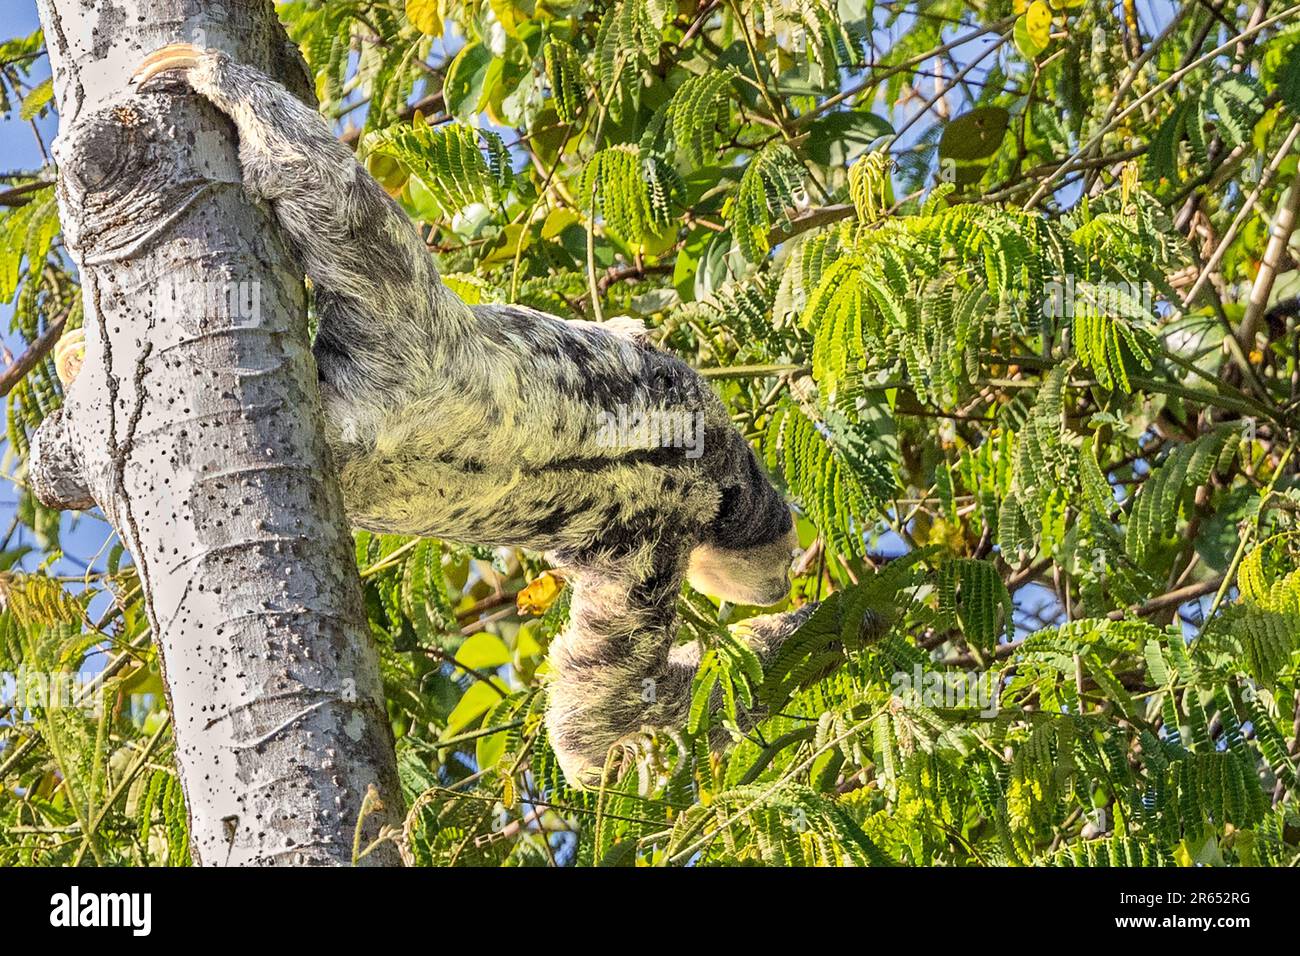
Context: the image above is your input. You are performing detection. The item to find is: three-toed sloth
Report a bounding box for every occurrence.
[130,45,810,787]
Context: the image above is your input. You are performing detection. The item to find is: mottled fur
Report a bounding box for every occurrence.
[137,48,807,786]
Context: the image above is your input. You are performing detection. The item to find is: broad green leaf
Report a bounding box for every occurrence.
[455,632,511,670]
[444,41,498,120]
[445,679,509,736]
[938,107,1009,162]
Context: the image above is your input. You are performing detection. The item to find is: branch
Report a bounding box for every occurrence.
[942,576,1227,668]
[1106,576,1225,621]
[0,309,67,397]
[767,203,853,246]
[595,261,672,293]
[794,16,1016,126]
[33,0,404,865]
[0,180,53,207]
[1175,122,1300,311]
[1240,176,1300,350]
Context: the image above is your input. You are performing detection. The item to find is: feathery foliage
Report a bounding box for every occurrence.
[4,0,1300,868]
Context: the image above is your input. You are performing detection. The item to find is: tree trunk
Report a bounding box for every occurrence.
[30,0,404,866]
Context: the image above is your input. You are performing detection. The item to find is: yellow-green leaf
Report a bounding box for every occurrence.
[476,729,508,770]
[20,78,52,120]
[1014,15,1045,58]
[455,632,511,670]
[938,107,1009,162]
[1026,1,1053,46]
[541,208,580,239]
[405,0,443,36]
[445,680,508,736]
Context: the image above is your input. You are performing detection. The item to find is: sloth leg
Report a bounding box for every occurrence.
[544,543,817,788]
[131,44,472,396]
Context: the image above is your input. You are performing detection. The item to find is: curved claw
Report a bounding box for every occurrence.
[131,42,205,89]
[53,328,85,388]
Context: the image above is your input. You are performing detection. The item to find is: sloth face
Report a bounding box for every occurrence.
[686,518,799,607]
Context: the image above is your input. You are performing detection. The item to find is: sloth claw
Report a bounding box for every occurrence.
[131,42,205,89]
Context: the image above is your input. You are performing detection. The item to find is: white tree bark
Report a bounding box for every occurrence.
[30,0,404,865]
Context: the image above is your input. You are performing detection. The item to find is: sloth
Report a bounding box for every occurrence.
[129,44,814,787]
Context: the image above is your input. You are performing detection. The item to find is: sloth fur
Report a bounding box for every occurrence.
[131,45,813,786]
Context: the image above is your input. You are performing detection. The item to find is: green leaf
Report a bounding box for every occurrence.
[445,680,508,736]
[938,107,1009,162]
[476,728,508,770]
[732,143,806,262]
[455,632,511,670]
[368,122,512,217]
[19,77,52,120]
[443,41,499,120]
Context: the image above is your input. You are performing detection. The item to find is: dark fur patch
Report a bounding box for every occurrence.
[709,446,792,549]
